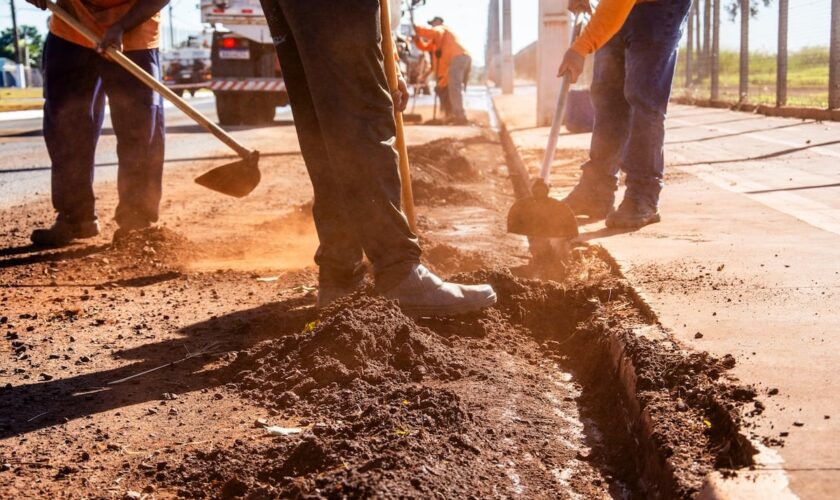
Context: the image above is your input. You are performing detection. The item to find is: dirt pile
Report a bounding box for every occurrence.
[408,139,482,205]
[421,242,490,276]
[233,295,465,415]
[110,226,196,270]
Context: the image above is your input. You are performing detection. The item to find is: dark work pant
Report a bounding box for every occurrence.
[260,0,421,291]
[43,34,165,226]
[580,0,691,207]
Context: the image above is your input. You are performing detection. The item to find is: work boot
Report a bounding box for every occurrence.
[31,216,100,247]
[605,197,661,229]
[562,184,614,221]
[383,264,497,317]
[317,284,362,310]
[112,220,152,244]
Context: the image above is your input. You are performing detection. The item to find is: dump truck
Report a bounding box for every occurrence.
[200,0,289,125]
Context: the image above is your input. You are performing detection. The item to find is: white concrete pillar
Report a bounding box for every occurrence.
[537,0,570,126]
[501,0,514,94]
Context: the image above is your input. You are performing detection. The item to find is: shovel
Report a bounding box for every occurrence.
[46,1,261,198]
[507,15,583,253]
[380,0,417,233]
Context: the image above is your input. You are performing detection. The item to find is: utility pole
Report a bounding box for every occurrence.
[537,0,571,126]
[777,0,788,107]
[9,0,25,87]
[830,0,840,109]
[169,3,176,49]
[711,0,720,100]
[486,0,501,85]
[501,0,514,94]
[739,0,749,103]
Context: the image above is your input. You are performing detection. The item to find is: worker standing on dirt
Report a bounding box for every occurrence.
[26,0,169,246]
[258,1,497,316]
[413,16,471,125]
[557,0,691,229]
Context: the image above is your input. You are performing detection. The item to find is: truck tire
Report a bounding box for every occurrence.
[240,93,275,125]
[216,92,241,126]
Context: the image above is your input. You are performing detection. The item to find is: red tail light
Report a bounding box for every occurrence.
[221,38,237,49]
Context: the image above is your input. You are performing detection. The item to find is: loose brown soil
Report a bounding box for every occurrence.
[0,121,759,499]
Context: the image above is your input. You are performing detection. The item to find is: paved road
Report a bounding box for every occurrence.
[0,96,294,210]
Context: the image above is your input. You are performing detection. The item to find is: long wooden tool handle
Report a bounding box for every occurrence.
[46,1,253,160]
[380,0,417,234]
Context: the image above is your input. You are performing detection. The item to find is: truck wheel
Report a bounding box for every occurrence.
[216,92,241,126]
[241,93,275,125]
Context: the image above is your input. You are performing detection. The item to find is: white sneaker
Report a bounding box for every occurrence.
[383,264,497,317]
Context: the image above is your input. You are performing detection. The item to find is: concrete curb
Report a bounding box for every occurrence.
[490,96,798,499]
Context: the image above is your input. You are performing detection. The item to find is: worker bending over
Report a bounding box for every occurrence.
[414,16,471,125]
[258,0,496,316]
[558,0,691,229]
[27,0,169,246]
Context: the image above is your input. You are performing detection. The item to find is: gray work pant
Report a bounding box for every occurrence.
[448,54,471,121]
[260,0,421,291]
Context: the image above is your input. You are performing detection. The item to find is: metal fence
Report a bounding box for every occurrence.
[673,0,839,110]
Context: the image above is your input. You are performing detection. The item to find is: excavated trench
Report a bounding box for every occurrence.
[134,137,758,499]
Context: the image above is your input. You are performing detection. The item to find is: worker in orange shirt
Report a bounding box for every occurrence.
[414,16,471,125]
[26,0,169,246]
[558,0,691,229]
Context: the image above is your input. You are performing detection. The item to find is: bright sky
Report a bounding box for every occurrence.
[1,0,834,64]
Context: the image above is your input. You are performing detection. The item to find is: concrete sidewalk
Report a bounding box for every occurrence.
[494,91,840,499]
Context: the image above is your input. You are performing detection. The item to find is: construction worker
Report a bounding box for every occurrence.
[26,0,169,246]
[258,1,497,316]
[414,16,471,125]
[558,0,692,229]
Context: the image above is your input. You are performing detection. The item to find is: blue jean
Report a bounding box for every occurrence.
[43,34,165,226]
[580,0,692,207]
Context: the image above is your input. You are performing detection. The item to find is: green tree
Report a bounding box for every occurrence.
[726,0,773,21]
[0,26,45,67]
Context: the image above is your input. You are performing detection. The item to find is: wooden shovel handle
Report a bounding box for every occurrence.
[379,0,417,234]
[46,1,254,160]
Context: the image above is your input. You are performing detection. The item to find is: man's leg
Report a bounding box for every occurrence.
[563,33,629,219]
[607,0,691,228]
[101,49,165,232]
[33,35,105,246]
[447,54,469,123]
[261,0,366,297]
[270,0,421,291]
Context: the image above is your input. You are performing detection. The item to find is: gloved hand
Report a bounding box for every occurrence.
[568,0,593,15]
[558,49,585,84]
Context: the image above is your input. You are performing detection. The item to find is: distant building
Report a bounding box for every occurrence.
[1,58,19,88]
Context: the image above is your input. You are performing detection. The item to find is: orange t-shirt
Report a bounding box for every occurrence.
[50,0,161,51]
[571,0,657,56]
[414,25,469,87]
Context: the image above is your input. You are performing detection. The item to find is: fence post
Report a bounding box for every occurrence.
[777,0,788,107]
[711,0,720,100]
[686,2,694,88]
[501,0,514,95]
[830,0,840,109]
[739,0,749,103]
[703,0,711,79]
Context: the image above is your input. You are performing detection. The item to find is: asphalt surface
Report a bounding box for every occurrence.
[0,96,294,210]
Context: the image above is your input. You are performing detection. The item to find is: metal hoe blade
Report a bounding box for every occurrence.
[194,152,261,199]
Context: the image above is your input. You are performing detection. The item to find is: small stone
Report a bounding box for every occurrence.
[168,408,178,416]
[793,421,805,427]
[0,463,11,472]
[780,431,789,437]
[694,332,704,339]
[213,393,223,400]
[254,418,268,428]
[767,388,779,396]
[123,491,142,500]
[162,392,178,401]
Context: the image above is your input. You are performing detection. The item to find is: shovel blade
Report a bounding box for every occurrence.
[507,195,579,239]
[194,153,261,198]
